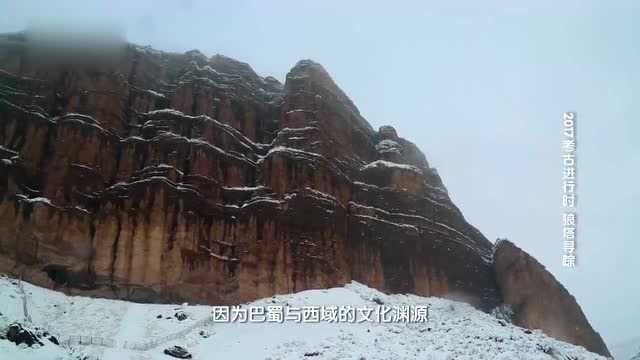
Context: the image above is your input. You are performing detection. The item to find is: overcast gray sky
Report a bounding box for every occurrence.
[1,0,638,348]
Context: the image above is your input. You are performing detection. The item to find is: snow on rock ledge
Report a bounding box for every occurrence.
[361,160,423,174]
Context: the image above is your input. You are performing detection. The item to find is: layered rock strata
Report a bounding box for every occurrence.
[0,32,609,356]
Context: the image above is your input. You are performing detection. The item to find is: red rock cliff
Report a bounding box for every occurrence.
[494,240,611,357]
[0,32,609,356]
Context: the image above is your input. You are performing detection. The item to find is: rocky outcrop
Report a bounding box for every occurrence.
[494,240,611,357]
[5,323,43,347]
[0,31,609,356]
[3,322,59,347]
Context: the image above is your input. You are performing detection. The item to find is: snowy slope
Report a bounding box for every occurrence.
[0,275,607,360]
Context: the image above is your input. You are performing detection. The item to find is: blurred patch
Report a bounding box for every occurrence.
[9,20,127,69]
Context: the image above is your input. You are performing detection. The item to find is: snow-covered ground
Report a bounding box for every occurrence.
[0,275,607,360]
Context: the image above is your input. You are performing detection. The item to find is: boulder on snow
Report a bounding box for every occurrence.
[164,345,192,359]
[5,323,44,347]
[174,311,188,321]
[48,335,59,345]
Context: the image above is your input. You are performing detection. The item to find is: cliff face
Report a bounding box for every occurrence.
[0,33,609,356]
[494,240,611,357]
